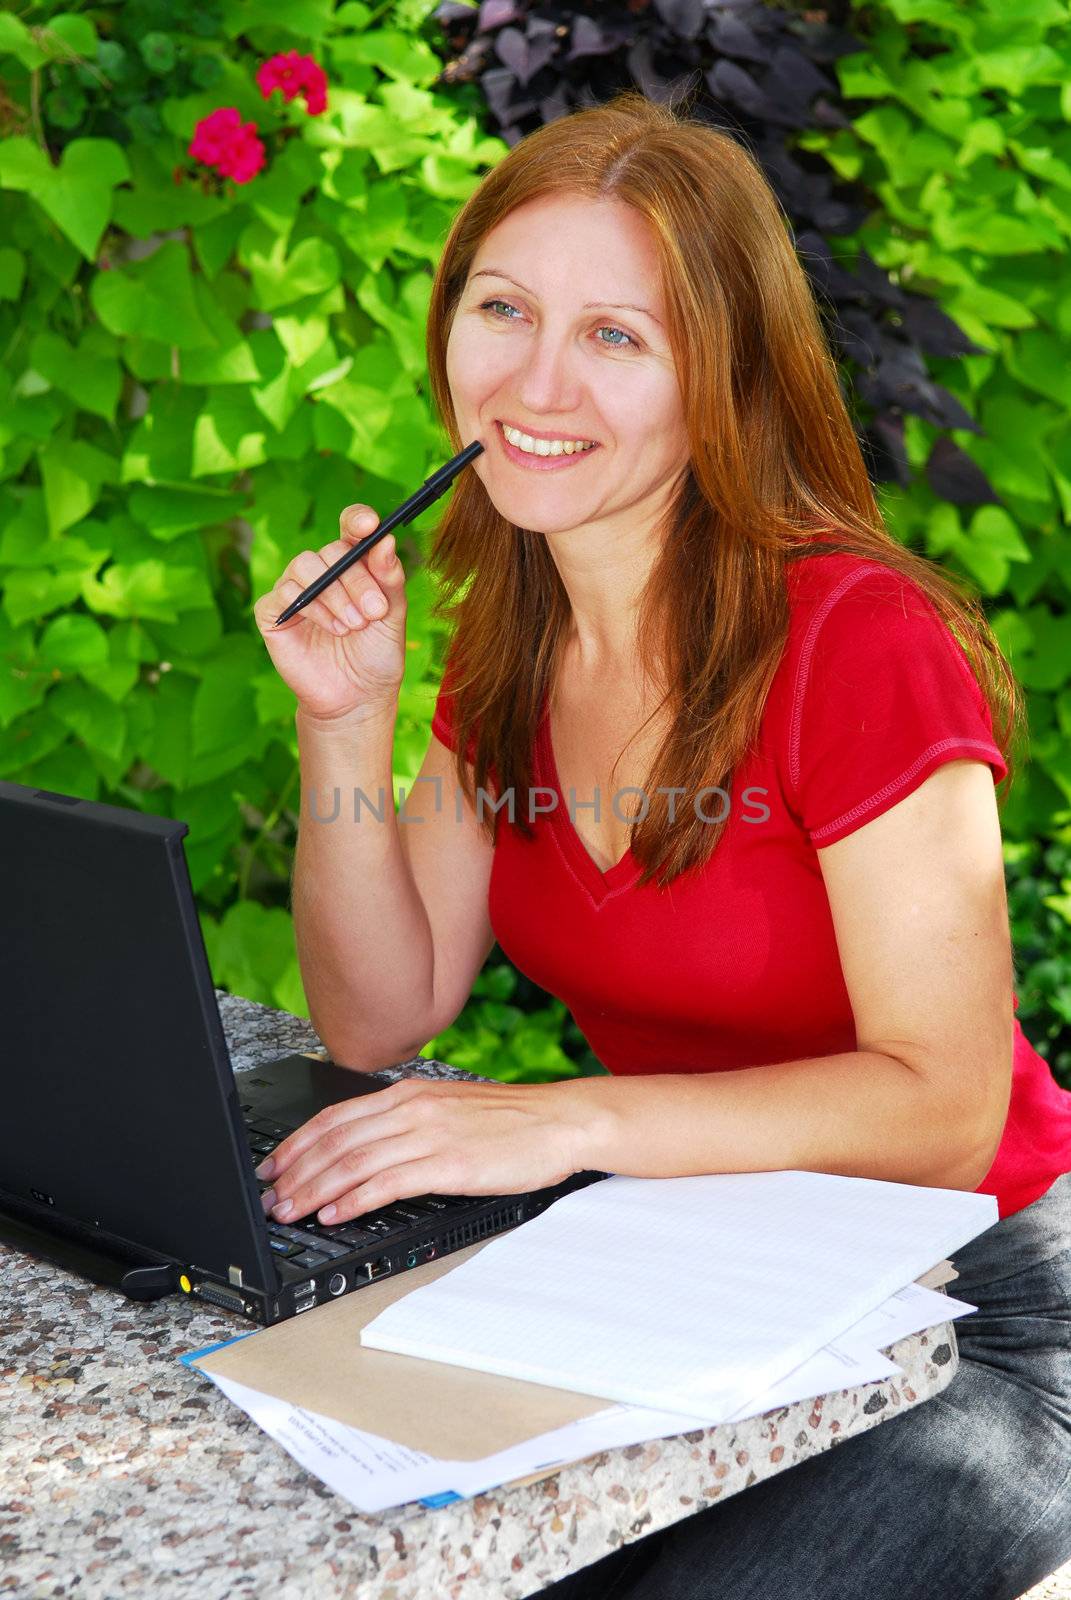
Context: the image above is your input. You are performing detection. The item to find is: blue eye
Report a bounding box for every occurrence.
[477,299,638,351]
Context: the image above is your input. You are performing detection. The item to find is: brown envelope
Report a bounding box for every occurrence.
[190,1247,958,1465]
[191,1240,615,1462]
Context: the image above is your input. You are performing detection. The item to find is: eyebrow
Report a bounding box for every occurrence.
[470,269,663,328]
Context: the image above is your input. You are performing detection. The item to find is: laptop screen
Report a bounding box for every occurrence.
[0,781,276,1292]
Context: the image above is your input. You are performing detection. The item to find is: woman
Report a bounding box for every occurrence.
[253,92,1071,1600]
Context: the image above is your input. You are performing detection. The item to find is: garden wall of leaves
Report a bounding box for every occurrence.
[1,0,1068,1085]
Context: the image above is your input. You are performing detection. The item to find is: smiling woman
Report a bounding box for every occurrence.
[260,88,1071,1600]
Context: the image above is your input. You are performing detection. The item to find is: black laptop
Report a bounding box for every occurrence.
[0,779,607,1326]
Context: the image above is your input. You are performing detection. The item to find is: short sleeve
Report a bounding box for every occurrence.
[788,565,1008,846]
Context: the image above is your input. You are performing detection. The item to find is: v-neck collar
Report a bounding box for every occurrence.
[535,689,643,908]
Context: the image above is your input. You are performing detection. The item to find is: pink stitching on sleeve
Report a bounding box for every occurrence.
[808,738,1006,843]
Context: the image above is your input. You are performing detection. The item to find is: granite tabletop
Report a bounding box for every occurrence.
[0,993,961,1600]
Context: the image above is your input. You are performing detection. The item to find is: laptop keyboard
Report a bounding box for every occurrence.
[240,1108,475,1268]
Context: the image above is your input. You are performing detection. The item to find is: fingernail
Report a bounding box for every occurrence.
[344,604,361,626]
[365,594,387,618]
[255,1156,275,1180]
[273,1198,294,1220]
[319,1204,337,1223]
[260,1187,277,1214]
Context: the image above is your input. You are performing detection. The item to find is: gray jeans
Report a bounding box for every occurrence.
[539,1171,1071,1600]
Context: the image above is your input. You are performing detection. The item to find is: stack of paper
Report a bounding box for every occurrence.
[359,1171,996,1421]
[185,1169,996,1513]
[187,1272,975,1513]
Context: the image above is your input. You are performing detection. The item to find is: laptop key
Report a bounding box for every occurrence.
[330,1225,381,1247]
[388,1202,438,1224]
[271,1224,321,1244]
[304,1236,350,1259]
[360,1215,407,1237]
[268,1237,304,1257]
[291,1248,329,1269]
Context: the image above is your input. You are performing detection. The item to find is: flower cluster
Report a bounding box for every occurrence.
[188,52,328,188]
[256,50,329,116]
[189,107,266,185]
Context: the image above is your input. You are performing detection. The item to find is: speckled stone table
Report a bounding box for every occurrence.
[0,993,961,1600]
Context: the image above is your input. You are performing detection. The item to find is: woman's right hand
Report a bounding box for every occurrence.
[253,505,408,725]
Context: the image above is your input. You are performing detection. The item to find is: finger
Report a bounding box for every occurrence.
[260,1084,406,1181]
[266,576,351,637]
[319,535,406,623]
[323,532,406,588]
[339,503,379,546]
[287,549,361,632]
[268,1131,431,1224]
[315,1154,473,1226]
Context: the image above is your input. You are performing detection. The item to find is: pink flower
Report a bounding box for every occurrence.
[256,51,329,116]
[188,106,266,186]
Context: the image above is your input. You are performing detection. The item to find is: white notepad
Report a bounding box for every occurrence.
[360,1170,996,1422]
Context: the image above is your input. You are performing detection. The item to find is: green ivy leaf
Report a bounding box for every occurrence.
[0,14,47,69]
[92,242,217,349]
[81,558,214,621]
[220,0,335,41]
[192,390,270,475]
[37,613,109,670]
[128,484,248,541]
[331,27,441,84]
[39,439,120,537]
[49,679,127,761]
[0,246,25,301]
[0,138,129,261]
[39,13,98,61]
[29,331,123,421]
[2,568,85,627]
[244,228,342,313]
[191,638,261,756]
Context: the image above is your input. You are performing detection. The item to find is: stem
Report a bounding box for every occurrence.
[29,69,46,153]
[237,762,299,901]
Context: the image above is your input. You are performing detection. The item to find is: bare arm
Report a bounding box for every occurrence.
[556,760,1014,1190]
[292,705,495,1070]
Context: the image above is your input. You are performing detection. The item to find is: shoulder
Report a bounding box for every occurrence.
[786,551,933,630]
[782,552,963,688]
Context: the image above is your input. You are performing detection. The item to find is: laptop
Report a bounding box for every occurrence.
[0,778,608,1326]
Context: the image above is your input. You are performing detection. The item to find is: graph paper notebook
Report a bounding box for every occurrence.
[359,1170,996,1422]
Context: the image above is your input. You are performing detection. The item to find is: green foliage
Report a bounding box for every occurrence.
[3,0,1070,1093]
[799,0,1071,842]
[1005,833,1071,1087]
[422,961,600,1083]
[0,0,511,1039]
[797,0,1071,1086]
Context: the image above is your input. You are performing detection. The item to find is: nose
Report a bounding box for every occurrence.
[513,327,584,418]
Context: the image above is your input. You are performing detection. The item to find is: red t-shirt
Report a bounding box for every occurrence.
[431,553,1071,1219]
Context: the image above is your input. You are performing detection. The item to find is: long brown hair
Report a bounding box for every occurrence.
[424,88,1025,888]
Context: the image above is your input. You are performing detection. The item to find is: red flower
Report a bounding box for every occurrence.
[256,51,328,116]
[189,106,266,186]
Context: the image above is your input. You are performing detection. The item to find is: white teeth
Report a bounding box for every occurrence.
[501,423,595,457]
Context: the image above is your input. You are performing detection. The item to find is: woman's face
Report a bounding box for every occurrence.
[446,193,690,540]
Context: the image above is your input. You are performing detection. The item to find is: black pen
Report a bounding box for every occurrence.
[272,440,485,627]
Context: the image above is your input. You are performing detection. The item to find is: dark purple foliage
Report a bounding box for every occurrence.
[429,0,999,503]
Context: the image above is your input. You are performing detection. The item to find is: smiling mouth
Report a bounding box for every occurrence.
[495,420,601,458]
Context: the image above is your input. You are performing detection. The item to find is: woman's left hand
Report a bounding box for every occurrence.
[255,1077,592,1226]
